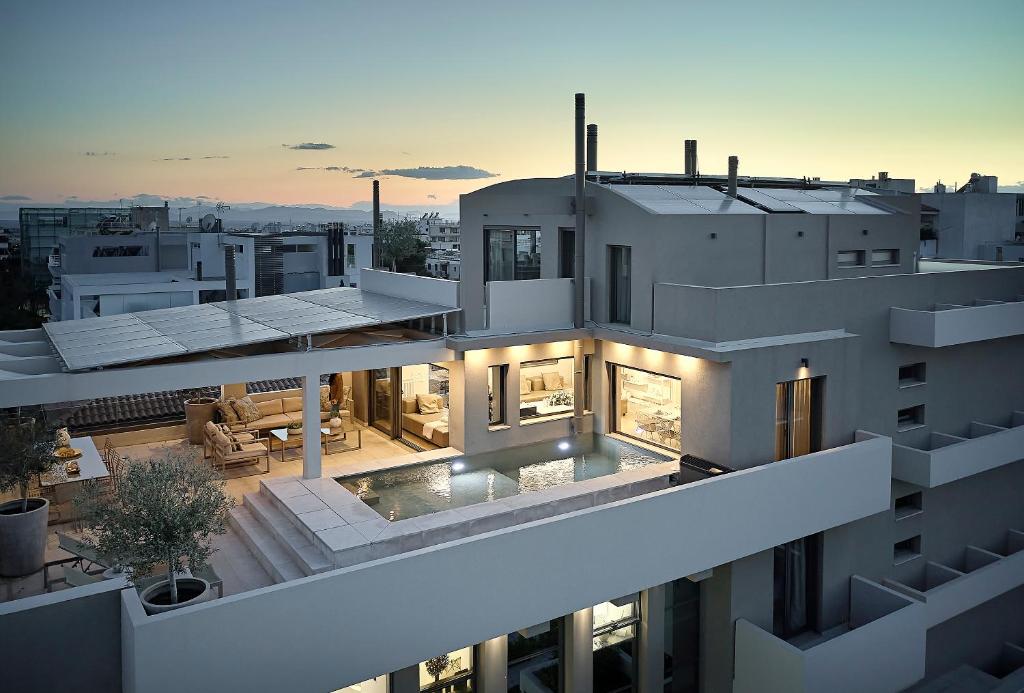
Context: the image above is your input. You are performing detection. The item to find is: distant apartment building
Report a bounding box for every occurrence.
[852,172,1024,262]
[47,230,257,320]
[19,205,171,285]
[417,213,461,279]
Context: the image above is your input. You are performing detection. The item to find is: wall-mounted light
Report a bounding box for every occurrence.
[800,358,809,368]
[709,232,717,239]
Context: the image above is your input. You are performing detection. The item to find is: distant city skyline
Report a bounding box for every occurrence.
[1,0,1022,208]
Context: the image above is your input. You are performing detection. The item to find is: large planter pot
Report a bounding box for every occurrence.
[140,577,213,615]
[184,397,218,445]
[0,498,50,577]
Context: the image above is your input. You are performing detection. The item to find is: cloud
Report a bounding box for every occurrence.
[1,194,31,201]
[296,165,369,173]
[83,151,116,157]
[427,194,437,200]
[283,142,335,150]
[157,155,229,161]
[355,165,498,180]
[998,181,1024,193]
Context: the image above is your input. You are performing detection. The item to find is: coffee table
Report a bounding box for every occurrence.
[269,427,331,463]
[323,419,364,454]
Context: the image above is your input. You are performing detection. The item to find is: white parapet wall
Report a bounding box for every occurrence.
[890,416,1024,487]
[890,299,1024,347]
[733,577,926,693]
[121,435,891,693]
[359,268,459,307]
[484,278,590,333]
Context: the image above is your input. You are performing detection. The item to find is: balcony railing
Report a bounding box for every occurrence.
[886,412,1024,487]
[734,577,926,693]
[890,297,1024,347]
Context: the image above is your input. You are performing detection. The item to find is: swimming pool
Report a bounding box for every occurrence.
[335,434,671,521]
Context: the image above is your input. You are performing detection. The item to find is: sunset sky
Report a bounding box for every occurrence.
[2,0,1022,211]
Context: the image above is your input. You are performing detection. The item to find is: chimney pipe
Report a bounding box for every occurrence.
[727,156,739,197]
[224,244,237,300]
[586,124,598,173]
[372,179,382,269]
[684,140,698,176]
[574,94,586,329]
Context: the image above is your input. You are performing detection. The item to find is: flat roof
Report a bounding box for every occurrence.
[43,286,458,371]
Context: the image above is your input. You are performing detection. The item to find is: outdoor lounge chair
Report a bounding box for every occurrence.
[212,430,270,476]
[43,532,110,590]
[203,421,255,460]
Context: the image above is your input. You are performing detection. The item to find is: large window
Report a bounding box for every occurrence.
[400,363,450,449]
[508,619,562,692]
[489,364,508,426]
[593,598,640,693]
[486,228,541,282]
[664,579,700,693]
[559,227,575,278]
[608,245,631,324]
[419,646,474,692]
[520,357,574,421]
[612,365,681,451]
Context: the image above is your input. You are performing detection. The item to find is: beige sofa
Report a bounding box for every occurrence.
[520,373,569,403]
[219,386,350,434]
[400,395,449,447]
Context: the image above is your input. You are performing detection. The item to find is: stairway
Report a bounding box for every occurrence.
[228,485,333,584]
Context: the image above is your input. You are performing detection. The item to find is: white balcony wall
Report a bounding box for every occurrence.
[120,435,890,693]
[890,416,1024,487]
[890,300,1024,347]
[733,577,926,693]
[885,536,1024,628]
[359,268,459,307]
[484,278,589,333]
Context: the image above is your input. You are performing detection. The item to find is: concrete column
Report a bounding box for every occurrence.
[389,665,418,693]
[477,635,508,693]
[638,585,666,693]
[563,607,593,693]
[302,373,322,479]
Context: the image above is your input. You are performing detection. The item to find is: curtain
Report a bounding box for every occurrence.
[783,538,807,635]
[776,378,814,461]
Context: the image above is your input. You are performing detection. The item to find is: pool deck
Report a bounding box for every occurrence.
[247,455,679,574]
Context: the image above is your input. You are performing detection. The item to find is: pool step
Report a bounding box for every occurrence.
[227,506,304,584]
[243,493,333,576]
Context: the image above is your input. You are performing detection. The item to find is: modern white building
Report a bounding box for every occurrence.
[1,114,1023,693]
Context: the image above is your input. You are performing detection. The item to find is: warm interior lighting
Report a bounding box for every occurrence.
[558,441,571,451]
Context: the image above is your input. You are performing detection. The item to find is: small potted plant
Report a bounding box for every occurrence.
[329,400,342,429]
[547,390,574,408]
[183,387,218,445]
[76,450,233,614]
[0,418,56,577]
[288,421,303,436]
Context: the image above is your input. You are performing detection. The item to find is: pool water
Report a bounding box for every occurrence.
[335,434,671,521]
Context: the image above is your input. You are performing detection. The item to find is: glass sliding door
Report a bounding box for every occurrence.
[399,363,449,450]
[419,646,474,692]
[664,578,700,693]
[612,365,681,452]
[608,245,631,324]
[507,619,563,692]
[774,377,823,461]
[486,228,541,282]
[593,599,640,693]
[370,367,396,436]
[773,533,823,639]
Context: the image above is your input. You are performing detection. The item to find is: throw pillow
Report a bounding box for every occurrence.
[417,393,442,415]
[520,377,531,395]
[542,372,562,391]
[216,400,240,425]
[529,375,544,392]
[402,397,418,414]
[320,386,331,411]
[232,396,262,424]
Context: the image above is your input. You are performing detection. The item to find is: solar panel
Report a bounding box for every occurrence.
[736,189,804,212]
[44,287,458,371]
[607,184,763,214]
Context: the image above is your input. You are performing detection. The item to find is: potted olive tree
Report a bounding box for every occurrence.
[0,418,56,577]
[77,450,233,614]
[183,388,218,445]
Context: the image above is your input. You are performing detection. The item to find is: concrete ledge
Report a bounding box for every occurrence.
[890,299,1024,347]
